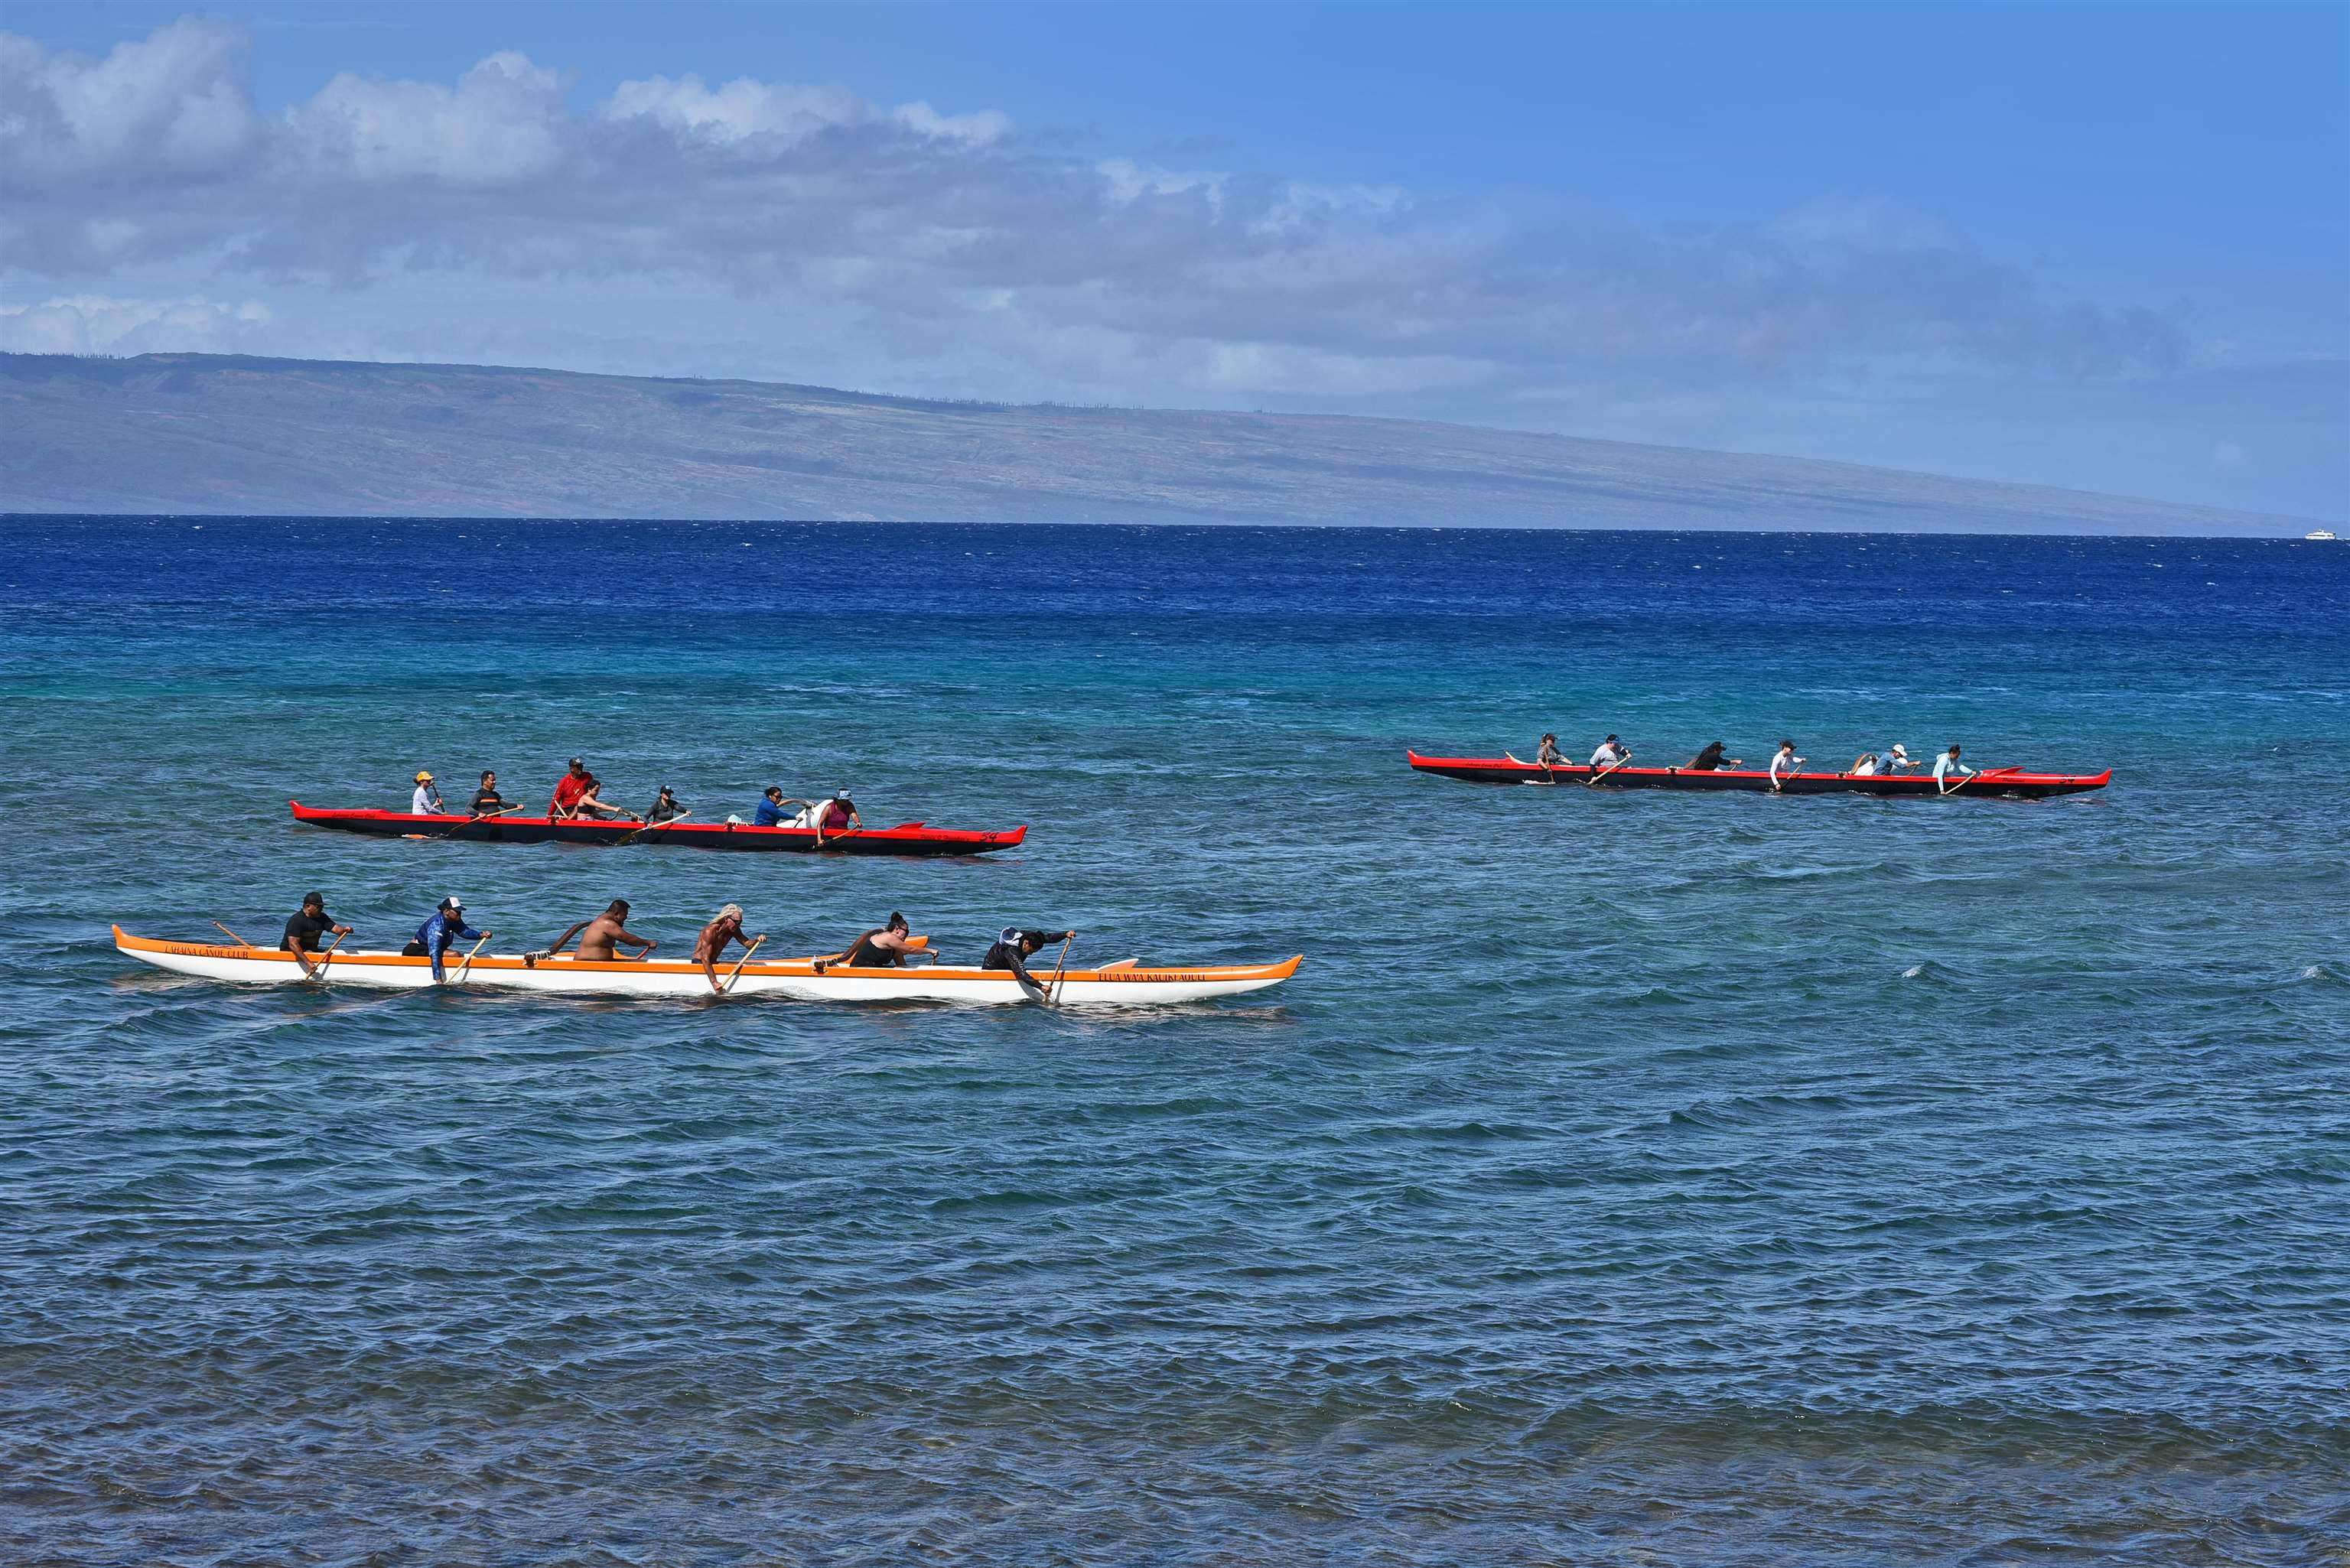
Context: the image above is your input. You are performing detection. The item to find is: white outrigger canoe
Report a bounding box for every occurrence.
[112,926,1302,1007]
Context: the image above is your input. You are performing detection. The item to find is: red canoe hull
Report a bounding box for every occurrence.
[290,802,1027,854]
[1406,753,2111,799]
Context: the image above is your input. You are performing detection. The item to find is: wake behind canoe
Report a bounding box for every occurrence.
[290,802,1027,855]
[1406,753,2111,799]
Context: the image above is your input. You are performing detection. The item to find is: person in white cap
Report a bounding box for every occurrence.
[405,896,490,984]
[411,770,444,815]
[1881,743,1918,774]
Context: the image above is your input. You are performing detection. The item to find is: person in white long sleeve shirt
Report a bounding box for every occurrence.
[1934,743,1976,792]
[1769,740,1804,790]
[411,769,443,815]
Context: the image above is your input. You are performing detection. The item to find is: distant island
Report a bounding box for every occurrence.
[0,351,2318,535]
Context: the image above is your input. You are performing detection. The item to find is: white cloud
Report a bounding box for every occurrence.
[890,100,1011,145]
[0,293,273,354]
[0,16,258,183]
[282,51,570,187]
[603,72,869,143]
[0,16,2195,403]
[601,73,1007,146]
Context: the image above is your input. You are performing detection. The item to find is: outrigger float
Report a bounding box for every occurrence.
[112,927,1300,1007]
[291,802,1025,856]
[1407,752,2111,799]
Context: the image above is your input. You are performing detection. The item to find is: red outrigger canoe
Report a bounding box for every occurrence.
[1406,753,2111,799]
[290,802,1027,855]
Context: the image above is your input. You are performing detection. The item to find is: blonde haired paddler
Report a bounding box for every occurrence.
[693,903,765,997]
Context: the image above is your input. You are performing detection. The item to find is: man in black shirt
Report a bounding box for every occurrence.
[983,926,1075,1000]
[470,770,508,817]
[281,891,353,980]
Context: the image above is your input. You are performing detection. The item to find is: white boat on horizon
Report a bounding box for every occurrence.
[113,926,1301,1007]
[2307,529,2338,541]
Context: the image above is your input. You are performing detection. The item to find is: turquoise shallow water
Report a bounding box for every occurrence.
[2,519,2347,1563]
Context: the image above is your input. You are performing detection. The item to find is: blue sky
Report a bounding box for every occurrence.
[3,1,2343,519]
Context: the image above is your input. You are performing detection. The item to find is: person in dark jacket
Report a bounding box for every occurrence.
[1686,740,1743,771]
[983,926,1074,999]
[404,896,490,983]
[470,770,507,816]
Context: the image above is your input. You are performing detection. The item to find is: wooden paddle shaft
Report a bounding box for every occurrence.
[1047,932,1076,1005]
[454,932,492,981]
[619,811,690,844]
[721,935,767,994]
[304,929,348,978]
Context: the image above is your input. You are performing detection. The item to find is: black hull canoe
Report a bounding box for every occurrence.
[291,802,1027,855]
[1406,753,2111,799]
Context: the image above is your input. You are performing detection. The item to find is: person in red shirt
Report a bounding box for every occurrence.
[549,758,594,819]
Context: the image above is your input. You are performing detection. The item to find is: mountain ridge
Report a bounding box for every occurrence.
[0,351,2316,535]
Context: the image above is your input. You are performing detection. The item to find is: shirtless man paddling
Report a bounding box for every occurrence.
[693,903,766,997]
[545,899,657,962]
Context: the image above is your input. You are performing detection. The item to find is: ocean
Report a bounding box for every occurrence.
[2,518,2345,1564]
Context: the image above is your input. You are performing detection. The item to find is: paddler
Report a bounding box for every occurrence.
[1685,740,1743,771]
[545,899,656,962]
[1590,734,1632,769]
[280,890,352,980]
[549,759,591,818]
[1882,743,1919,773]
[983,925,1074,1000]
[1769,740,1805,790]
[469,769,508,816]
[812,789,863,842]
[1535,733,1567,766]
[693,903,765,996]
[813,912,918,974]
[646,786,687,824]
[1934,743,1977,793]
[752,786,799,828]
[411,769,444,815]
[570,773,639,821]
[404,896,490,984]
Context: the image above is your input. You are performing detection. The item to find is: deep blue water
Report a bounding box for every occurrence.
[2,519,2346,1564]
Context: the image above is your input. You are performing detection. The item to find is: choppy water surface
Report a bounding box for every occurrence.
[2,519,2346,1564]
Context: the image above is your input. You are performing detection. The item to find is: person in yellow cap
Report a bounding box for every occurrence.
[411,770,444,815]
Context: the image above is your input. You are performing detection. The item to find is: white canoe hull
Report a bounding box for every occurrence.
[113,928,1300,1007]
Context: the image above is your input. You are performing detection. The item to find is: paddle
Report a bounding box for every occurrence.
[301,929,348,982]
[1504,751,1557,785]
[1045,932,1077,1007]
[452,932,493,984]
[616,811,691,846]
[211,920,251,948]
[1586,752,1633,788]
[718,935,767,997]
[1942,764,2019,797]
[432,803,523,841]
